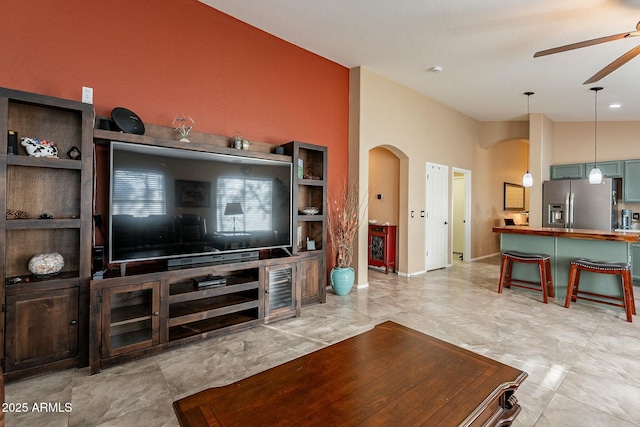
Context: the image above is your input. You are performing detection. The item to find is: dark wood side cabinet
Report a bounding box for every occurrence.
[368,224,397,273]
[283,141,327,305]
[4,285,78,373]
[0,88,93,380]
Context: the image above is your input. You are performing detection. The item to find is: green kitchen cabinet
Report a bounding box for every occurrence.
[584,160,624,178]
[550,163,585,180]
[632,243,640,282]
[624,160,640,202]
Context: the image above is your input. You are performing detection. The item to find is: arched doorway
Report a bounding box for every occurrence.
[367,146,403,275]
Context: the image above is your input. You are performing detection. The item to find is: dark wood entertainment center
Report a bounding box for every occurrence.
[0,87,328,379]
[89,254,300,374]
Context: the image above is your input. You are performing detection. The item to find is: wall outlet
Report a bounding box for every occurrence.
[82,86,93,104]
[633,212,639,221]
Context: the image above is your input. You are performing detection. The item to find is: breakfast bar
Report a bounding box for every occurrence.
[492,226,639,302]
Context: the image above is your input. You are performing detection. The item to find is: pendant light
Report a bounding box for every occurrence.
[522,92,534,187]
[589,87,603,184]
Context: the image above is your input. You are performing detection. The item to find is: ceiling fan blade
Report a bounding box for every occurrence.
[583,45,640,84]
[534,32,631,57]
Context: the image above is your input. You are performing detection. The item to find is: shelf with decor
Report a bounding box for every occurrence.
[0,87,93,381]
[283,141,327,305]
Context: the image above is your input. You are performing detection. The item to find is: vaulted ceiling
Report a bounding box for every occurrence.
[200,0,640,122]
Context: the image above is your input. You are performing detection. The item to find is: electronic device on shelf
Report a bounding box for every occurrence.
[167,251,259,269]
[108,141,292,265]
[192,274,227,288]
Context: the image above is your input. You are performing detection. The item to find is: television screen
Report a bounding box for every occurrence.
[109,141,292,264]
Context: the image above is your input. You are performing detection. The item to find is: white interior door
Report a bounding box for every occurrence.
[426,162,448,271]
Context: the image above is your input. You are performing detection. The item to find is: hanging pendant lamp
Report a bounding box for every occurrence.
[522,92,534,187]
[589,87,603,184]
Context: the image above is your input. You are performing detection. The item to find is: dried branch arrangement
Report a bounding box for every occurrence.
[327,179,366,268]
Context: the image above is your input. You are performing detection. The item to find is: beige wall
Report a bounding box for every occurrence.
[480,121,528,148]
[350,67,528,282]
[368,147,400,225]
[553,121,640,164]
[350,68,640,284]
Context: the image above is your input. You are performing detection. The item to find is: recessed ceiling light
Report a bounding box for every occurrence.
[430,66,443,73]
[609,103,621,109]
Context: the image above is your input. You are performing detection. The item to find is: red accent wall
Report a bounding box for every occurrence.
[1,0,348,266]
[0,0,348,191]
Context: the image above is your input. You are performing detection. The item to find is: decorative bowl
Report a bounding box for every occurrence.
[368,219,378,224]
[301,207,319,215]
[28,252,64,277]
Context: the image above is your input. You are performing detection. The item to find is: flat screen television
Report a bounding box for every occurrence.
[109,141,292,264]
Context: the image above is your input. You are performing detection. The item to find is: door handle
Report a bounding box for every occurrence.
[444,221,448,225]
[70,320,77,326]
[153,312,159,316]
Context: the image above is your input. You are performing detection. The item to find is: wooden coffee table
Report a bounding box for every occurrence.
[173,321,527,427]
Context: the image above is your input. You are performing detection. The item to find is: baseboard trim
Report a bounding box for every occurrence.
[470,252,500,262]
[398,270,427,277]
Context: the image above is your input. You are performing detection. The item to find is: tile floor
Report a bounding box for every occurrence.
[5,255,640,427]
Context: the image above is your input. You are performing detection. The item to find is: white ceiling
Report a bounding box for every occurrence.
[199,0,640,122]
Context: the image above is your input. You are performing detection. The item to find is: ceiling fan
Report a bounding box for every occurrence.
[534,21,640,84]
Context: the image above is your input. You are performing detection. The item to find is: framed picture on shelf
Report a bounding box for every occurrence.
[175,180,211,207]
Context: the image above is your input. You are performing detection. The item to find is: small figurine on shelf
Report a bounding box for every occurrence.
[233,132,244,149]
[21,137,58,158]
[232,132,250,150]
[173,114,194,142]
[7,130,18,154]
[67,146,81,160]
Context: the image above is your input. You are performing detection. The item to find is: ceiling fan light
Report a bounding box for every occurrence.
[589,167,602,184]
[522,171,533,187]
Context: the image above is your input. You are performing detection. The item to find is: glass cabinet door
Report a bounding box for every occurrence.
[102,281,160,357]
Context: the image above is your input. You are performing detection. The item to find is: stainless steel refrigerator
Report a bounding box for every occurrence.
[542,178,618,230]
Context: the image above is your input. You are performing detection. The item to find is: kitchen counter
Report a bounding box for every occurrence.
[492,226,640,243]
[493,226,637,305]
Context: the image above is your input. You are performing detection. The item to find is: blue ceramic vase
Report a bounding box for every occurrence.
[330,267,355,296]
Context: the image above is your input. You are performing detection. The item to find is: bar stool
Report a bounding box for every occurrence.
[565,258,636,322]
[498,250,554,303]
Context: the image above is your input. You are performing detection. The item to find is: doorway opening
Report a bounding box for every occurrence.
[452,168,471,264]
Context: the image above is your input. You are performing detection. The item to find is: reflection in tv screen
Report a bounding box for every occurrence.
[109,141,292,264]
